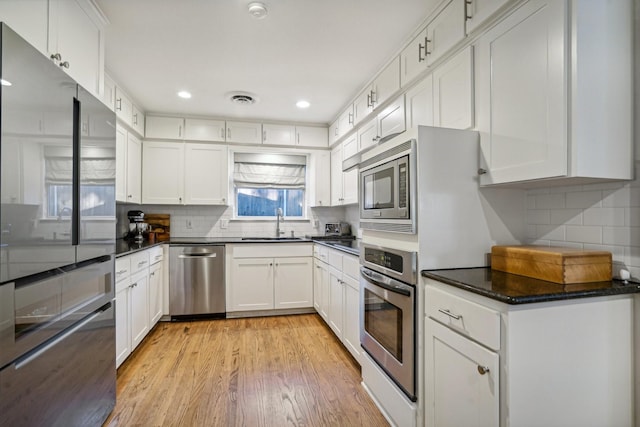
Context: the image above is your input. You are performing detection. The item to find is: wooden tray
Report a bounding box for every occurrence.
[145,214,170,241]
[491,245,612,284]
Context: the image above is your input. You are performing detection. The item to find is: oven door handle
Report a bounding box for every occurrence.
[360,267,412,297]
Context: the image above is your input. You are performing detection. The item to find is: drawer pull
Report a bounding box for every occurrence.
[438,308,462,320]
[116,269,127,275]
[138,261,147,267]
[477,365,490,375]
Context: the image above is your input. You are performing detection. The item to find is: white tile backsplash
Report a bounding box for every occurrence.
[525,161,640,280]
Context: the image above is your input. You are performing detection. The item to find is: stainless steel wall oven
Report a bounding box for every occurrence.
[360,244,417,401]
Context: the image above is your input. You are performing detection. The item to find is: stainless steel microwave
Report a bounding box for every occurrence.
[359,139,416,234]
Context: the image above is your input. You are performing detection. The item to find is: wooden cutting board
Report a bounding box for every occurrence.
[491,245,612,284]
[145,214,170,241]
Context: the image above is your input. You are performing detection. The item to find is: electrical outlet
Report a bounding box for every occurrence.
[220,219,229,229]
[186,219,192,229]
[313,219,319,228]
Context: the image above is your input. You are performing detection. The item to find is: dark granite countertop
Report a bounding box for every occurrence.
[312,239,360,257]
[421,267,640,304]
[115,239,165,257]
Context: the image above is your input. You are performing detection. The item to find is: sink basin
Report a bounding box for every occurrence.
[241,237,303,241]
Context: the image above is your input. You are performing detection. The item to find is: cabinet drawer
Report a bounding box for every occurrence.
[314,244,329,263]
[148,246,164,265]
[232,243,312,258]
[130,251,150,274]
[426,286,500,350]
[342,254,359,281]
[328,249,342,270]
[115,257,130,283]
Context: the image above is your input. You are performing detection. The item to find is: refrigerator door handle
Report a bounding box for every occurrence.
[72,96,81,246]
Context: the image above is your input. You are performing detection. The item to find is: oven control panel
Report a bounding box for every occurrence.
[363,247,404,273]
[361,244,416,285]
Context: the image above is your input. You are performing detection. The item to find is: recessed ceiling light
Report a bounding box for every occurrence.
[0,79,12,86]
[177,91,192,99]
[296,100,310,109]
[248,2,268,19]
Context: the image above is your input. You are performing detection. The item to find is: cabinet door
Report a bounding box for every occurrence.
[49,0,103,95]
[115,125,127,202]
[319,263,330,321]
[184,118,225,142]
[377,95,406,140]
[373,56,400,107]
[311,150,331,207]
[145,116,185,140]
[475,0,566,185]
[426,0,466,65]
[126,133,142,204]
[115,282,131,368]
[433,46,474,130]
[358,117,378,152]
[226,121,262,144]
[406,74,434,128]
[115,88,133,127]
[274,257,313,309]
[330,144,343,206]
[329,119,339,146]
[426,319,499,427]
[142,141,184,204]
[131,105,145,137]
[342,276,361,363]
[337,106,354,139]
[342,171,358,205]
[400,29,429,88]
[342,134,358,160]
[328,268,344,339]
[229,258,273,311]
[313,259,324,313]
[102,74,116,111]
[296,126,328,148]
[353,87,373,127]
[262,124,295,145]
[0,0,49,55]
[465,0,512,34]
[148,262,163,327]
[130,270,149,350]
[184,143,228,205]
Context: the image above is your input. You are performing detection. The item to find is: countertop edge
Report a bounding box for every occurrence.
[421,270,640,305]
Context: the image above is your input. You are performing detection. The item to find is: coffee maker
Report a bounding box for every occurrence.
[127,210,146,242]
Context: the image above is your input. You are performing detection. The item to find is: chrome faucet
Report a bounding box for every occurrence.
[276,208,284,237]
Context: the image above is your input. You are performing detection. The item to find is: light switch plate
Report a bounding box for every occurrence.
[220,219,229,229]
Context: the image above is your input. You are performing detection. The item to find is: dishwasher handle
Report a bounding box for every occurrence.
[179,253,218,259]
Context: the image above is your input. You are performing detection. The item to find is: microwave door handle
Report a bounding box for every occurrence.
[361,268,411,297]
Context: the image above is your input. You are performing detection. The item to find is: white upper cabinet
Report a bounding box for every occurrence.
[334,106,354,141]
[354,58,400,126]
[48,0,105,97]
[426,0,465,65]
[145,116,184,140]
[295,126,328,148]
[142,141,185,204]
[184,143,228,205]
[114,87,133,126]
[357,117,378,153]
[377,95,405,141]
[102,73,116,111]
[406,74,434,128]
[475,0,632,186]
[311,150,331,207]
[400,28,430,88]
[184,118,225,142]
[465,0,513,34]
[329,119,340,146]
[131,104,145,137]
[262,124,296,146]
[226,121,262,144]
[433,46,474,130]
[0,0,49,55]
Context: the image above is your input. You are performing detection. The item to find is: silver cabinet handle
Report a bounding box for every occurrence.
[178,125,182,138]
[478,168,487,175]
[370,90,377,106]
[137,261,147,267]
[477,365,490,375]
[263,130,267,142]
[59,61,69,69]
[116,98,122,111]
[367,93,372,108]
[348,112,354,125]
[296,133,300,144]
[133,113,138,125]
[116,269,128,275]
[438,308,462,320]
[418,41,425,62]
[465,0,473,20]
[50,53,62,61]
[227,128,232,139]
[425,37,432,55]
[220,128,225,140]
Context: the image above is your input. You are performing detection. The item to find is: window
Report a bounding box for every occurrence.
[45,146,116,218]
[233,153,306,218]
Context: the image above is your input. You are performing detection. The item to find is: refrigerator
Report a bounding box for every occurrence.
[0,23,117,426]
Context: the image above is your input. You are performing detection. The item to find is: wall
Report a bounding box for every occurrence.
[117,203,357,239]
[525,161,640,280]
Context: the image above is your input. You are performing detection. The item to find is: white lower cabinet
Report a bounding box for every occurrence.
[313,244,361,363]
[424,280,634,427]
[115,246,167,368]
[227,244,313,313]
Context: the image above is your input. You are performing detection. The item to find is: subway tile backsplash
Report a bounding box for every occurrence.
[526,161,640,280]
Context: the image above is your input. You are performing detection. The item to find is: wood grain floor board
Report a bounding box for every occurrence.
[104,314,389,427]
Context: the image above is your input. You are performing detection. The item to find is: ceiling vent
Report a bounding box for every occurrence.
[228,91,259,105]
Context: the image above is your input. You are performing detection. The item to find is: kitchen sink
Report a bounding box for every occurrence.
[241,237,303,241]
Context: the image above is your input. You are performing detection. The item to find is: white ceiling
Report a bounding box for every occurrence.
[95,0,432,125]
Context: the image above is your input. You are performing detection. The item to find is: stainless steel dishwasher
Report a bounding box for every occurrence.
[169,244,225,319]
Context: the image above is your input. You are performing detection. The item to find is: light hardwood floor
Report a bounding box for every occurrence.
[104,314,389,427]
